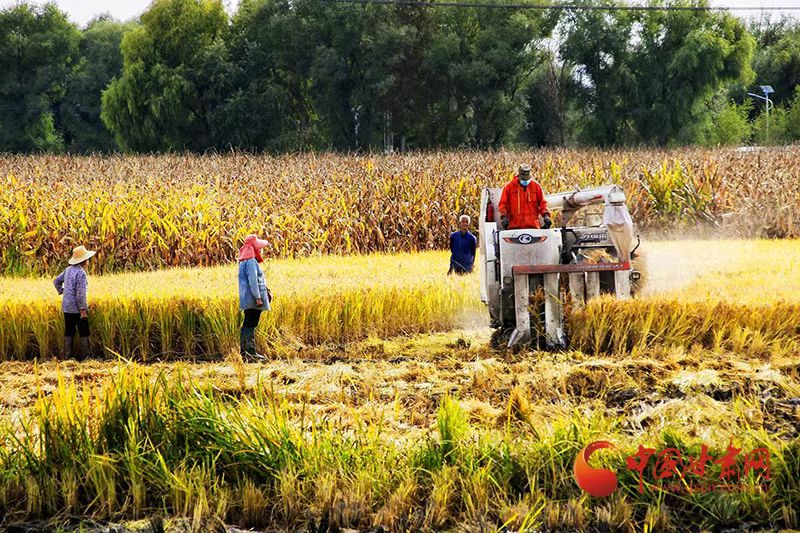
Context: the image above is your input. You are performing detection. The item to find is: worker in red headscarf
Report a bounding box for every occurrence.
[498,164,551,230]
[238,234,272,361]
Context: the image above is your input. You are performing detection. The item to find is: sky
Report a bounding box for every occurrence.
[0,0,240,26]
[1,0,799,27]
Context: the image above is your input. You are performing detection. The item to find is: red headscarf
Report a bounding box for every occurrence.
[238,234,268,263]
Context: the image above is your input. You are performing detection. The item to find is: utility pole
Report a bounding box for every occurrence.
[352,105,362,149]
[383,111,393,154]
[748,85,774,144]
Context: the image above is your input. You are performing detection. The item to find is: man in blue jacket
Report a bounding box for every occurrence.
[448,215,478,275]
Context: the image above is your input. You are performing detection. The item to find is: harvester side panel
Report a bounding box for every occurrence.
[479,189,502,314]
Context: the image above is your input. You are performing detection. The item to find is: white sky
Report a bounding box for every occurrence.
[1,0,799,27]
[0,0,240,26]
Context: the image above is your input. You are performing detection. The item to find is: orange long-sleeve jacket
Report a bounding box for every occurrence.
[498,176,549,229]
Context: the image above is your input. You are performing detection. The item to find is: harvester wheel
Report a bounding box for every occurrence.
[490,327,514,350]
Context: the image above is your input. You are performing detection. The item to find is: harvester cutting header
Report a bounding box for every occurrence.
[480,166,640,349]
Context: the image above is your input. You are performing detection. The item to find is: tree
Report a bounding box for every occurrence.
[59,16,134,152]
[781,85,800,141]
[559,3,637,145]
[521,55,572,146]
[749,16,800,107]
[0,3,80,152]
[211,0,325,152]
[752,102,788,144]
[380,5,434,151]
[101,0,228,151]
[561,0,755,146]
[703,96,752,146]
[303,0,422,150]
[418,3,558,148]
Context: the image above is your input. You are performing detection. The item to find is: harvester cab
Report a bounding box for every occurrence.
[479,184,640,349]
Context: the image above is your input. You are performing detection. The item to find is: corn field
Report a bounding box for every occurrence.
[2,148,799,275]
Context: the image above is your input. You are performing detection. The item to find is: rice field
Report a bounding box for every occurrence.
[2,240,800,362]
[0,238,798,532]
[0,252,479,360]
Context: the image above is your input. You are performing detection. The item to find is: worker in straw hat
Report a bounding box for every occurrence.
[53,245,96,360]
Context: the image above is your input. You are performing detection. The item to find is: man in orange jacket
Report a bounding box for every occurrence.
[498,164,551,230]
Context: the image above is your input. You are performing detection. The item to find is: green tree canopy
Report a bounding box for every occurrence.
[0,3,80,152]
[703,95,752,145]
[561,0,755,146]
[222,0,558,152]
[59,16,134,152]
[521,55,573,147]
[209,0,299,151]
[305,1,422,150]
[752,27,800,107]
[101,0,228,151]
[419,3,558,148]
[3,0,800,152]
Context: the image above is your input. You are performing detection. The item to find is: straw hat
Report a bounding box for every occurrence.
[68,245,96,265]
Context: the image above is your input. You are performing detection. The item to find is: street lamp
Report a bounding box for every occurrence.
[748,85,774,144]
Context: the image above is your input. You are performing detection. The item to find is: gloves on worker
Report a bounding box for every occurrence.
[499,213,550,229]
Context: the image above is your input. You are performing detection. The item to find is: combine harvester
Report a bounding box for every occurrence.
[480,185,641,349]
